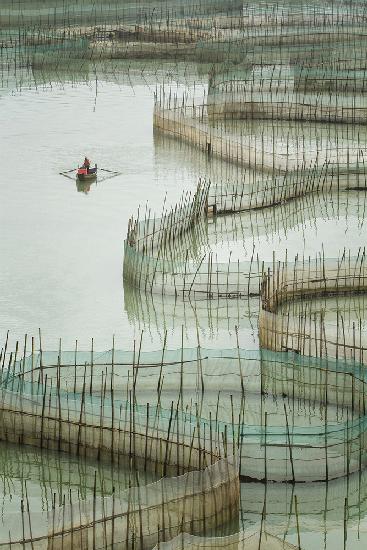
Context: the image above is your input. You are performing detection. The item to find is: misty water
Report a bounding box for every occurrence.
[0,66,205,350]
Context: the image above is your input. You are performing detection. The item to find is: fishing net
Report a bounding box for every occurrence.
[48,455,239,550]
[0,449,239,548]
[153,528,298,549]
[0,361,239,547]
[0,1,243,29]
[123,183,367,301]
[259,254,367,363]
[154,102,367,174]
[4,342,367,483]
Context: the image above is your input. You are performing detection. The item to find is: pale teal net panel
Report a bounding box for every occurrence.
[206,65,367,124]
[154,528,298,549]
[0,359,241,546]
[7,346,367,482]
[259,254,367,363]
[47,454,239,550]
[0,0,244,28]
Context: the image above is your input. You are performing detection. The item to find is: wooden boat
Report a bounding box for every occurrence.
[76,164,97,181]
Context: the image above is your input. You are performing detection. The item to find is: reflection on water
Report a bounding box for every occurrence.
[0,439,157,540]
[76,178,94,194]
[240,468,367,549]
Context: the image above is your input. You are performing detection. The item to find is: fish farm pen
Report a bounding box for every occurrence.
[2,0,367,548]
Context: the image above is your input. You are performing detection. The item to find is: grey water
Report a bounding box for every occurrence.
[0,66,206,350]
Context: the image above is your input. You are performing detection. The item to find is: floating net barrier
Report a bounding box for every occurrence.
[3,440,367,548]
[12,345,365,415]
[192,2,367,68]
[123,180,265,299]
[1,0,367,88]
[124,238,267,298]
[203,190,367,253]
[1,0,362,57]
[122,179,256,298]
[3,0,367,78]
[153,527,298,550]
[206,66,367,125]
[47,454,239,550]
[123,175,367,300]
[153,98,367,174]
[0,358,240,547]
[87,8,367,64]
[0,1,247,69]
[208,64,367,96]
[85,39,367,73]
[0,452,239,547]
[259,251,367,364]
[0,0,362,31]
[124,73,367,299]
[153,126,367,214]
[194,36,367,69]
[0,372,229,473]
[0,1,248,72]
[0,0,243,30]
[207,166,367,213]
[125,179,210,257]
[124,181,367,338]
[4,447,367,549]
[153,128,262,196]
[11,346,264,395]
[4,340,367,483]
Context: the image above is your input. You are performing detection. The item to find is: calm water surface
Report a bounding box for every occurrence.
[0,77,205,349]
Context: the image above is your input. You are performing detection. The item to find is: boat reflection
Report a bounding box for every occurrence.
[76,179,94,194]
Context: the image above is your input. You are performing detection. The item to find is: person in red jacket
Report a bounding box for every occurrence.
[83,157,91,172]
